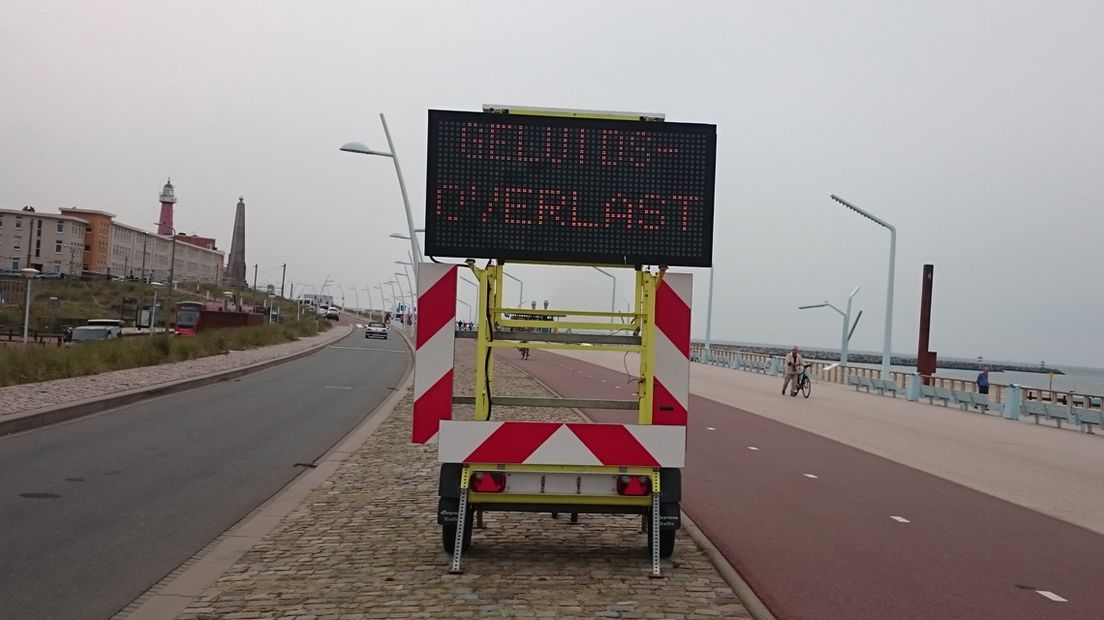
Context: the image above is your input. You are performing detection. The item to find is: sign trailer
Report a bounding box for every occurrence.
[414,105,716,576]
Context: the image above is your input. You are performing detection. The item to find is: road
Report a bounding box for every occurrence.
[505,349,1104,620]
[0,323,408,620]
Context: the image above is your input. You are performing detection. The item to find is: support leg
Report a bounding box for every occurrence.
[650,491,662,578]
[449,489,469,574]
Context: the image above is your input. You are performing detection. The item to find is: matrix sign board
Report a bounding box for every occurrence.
[425,110,716,266]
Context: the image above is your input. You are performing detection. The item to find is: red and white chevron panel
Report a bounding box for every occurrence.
[652,272,692,426]
[412,263,458,444]
[437,420,685,468]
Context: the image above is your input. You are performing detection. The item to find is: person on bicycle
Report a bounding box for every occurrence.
[781,346,805,396]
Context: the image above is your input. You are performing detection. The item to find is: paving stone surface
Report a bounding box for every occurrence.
[176,342,748,619]
[0,325,352,416]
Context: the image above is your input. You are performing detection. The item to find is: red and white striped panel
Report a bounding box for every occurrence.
[438,421,685,468]
[412,263,457,444]
[652,272,692,426]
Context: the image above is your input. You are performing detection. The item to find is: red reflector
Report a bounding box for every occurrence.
[616,475,651,496]
[471,471,507,493]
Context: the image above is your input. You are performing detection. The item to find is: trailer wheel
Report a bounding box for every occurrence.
[442,508,473,554]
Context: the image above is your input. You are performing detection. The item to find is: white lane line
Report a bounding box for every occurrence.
[890,515,910,523]
[803,473,819,479]
[615,385,621,389]
[706,427,716,431]
[325,386,353,390]
[329,346,405,353]
[747,446,759,451]
[1036,591,1067,602]
[601,379,607,383]
[356,324,364,328]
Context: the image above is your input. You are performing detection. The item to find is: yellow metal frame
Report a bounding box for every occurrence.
[468,261,660,425]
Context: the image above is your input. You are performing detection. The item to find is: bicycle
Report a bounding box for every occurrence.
[792,363,812,398]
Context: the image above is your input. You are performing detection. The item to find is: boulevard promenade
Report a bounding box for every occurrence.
[527,348,1104,619]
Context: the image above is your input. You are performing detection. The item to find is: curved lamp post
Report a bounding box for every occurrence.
[593,267,616,323]
[799,286,861,367]
[830,195,896,378]
[341,113,422,267]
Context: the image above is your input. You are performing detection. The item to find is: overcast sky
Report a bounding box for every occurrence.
[2,1,1102,366]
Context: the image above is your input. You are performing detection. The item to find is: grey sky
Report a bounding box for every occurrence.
[2,1,1102,366]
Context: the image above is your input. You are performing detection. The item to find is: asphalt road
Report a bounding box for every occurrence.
[0,325,408,620]
[505,349,1104,620]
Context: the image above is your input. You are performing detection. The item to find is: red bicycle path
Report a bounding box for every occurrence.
[498,348,1104,620]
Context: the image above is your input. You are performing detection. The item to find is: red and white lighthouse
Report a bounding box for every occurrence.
[157,178,176,236]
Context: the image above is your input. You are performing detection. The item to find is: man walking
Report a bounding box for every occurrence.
[976,365,990,395]
[782,346,805,396]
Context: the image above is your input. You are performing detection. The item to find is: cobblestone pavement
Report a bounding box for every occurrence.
[176,342,748,620]
[0,325,351,416]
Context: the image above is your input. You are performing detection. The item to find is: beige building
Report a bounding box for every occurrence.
[108,221,224,284]
[0,207,88,275]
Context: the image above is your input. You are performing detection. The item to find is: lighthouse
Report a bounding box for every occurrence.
[157,178,176,236]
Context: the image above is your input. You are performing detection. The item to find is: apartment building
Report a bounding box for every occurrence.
[0,207,89,274]
[48,207,225,283]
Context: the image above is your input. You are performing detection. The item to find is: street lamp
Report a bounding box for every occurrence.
[20,267,39,345]
[503,271,524,307]
[704,267,715,359]
[149,281,165,336]
[340,114,423,268]
[798,286,862,367]
[362,286,375,320]
[457,298,473,323]
[348,284,361,316]
[831,194,896,377]
[592,267,616,323]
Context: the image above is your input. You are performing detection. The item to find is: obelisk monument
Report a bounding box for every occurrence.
[226,196,248,288]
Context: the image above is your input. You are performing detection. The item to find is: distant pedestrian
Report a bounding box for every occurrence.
[976,366,990,395]
[781,346,805,396]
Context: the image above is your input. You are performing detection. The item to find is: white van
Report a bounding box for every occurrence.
[85,319,124,338]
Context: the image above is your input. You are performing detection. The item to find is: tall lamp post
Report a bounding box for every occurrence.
[831,194,896,377]
[362,286,375,320]
[20,267,40,345]
[503,271,524,307]
[798,286,862,367]
[149,281,164,336]
[341,114,423,267]
[457,298,473,323]
[394,272,412,313]
[593,267,616,323]
[704,267,715,360]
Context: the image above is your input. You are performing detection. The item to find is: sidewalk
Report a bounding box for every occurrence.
[0,326,351,417]
[165,341,748,620]
[553,349,1104,535]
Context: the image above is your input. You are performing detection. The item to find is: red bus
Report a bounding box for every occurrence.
[174,301,265,336]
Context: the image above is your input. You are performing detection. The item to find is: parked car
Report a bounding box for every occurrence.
[85,319,124,338]
[68,326,117,344]
[365,321,388,339]
[36,271,66,279]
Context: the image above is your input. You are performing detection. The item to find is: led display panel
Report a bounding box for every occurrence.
[425,110,716,266]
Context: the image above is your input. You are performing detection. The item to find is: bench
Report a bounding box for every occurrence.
[969,392,1002,415]
[951,390,975,410]
[1022,401,1047,424]
[872,379,899,397]
[847,375,874,392]
[919,385,952,406]
[1043,403,1072,429]
[1073,407,1103,434]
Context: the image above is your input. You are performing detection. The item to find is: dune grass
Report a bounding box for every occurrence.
[0,318,330,387]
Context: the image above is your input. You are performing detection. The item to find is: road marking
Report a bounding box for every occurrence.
[615,385,621,389]
[325,386,353,390]
[328,346,405,353]
[355,324,364,328]
[747,446,759,451]
[1036,591,1067,602]
[890,515,910,523]
[600,379,606,383]
[706,427,716,431]
[803,473,818,479]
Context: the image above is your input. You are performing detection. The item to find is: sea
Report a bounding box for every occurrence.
[704,340,1104,396]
